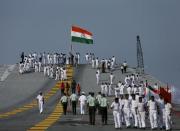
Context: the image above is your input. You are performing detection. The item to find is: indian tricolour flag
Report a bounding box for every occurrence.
[71,26,93,44]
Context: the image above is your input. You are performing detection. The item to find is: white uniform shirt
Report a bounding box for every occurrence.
[85,54,89,61]
[118,82,122,88]
[135,95,140,102]
[147,100,157,111]
[110,75,114,81]
[119,85,124,94]
[95,59,99,66]
[133,87,138,94]
[139,86,144,95]
[101,84,105,93]
[138,102,145,112]
[96,73,99,78]
[112,57,115,63]
[92,59,95,67]
[127,87,132,95]
[131,99,138,109]
[111,102,119,111]
[79,95,87,104]
[123,99,130,109]
[37,95,43,103]
[104,84,108,92]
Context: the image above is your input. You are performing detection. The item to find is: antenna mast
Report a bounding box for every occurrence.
[136,35,144,74]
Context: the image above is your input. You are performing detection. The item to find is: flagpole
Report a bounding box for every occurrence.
[70,43,72,54]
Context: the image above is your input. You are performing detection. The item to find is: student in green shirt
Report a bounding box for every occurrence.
[60,93,68,115]
[100,94,108,125]
[87,92,96,125]
[70,92,78,115]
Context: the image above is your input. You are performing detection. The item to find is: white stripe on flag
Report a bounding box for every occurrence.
[71,31,92,40]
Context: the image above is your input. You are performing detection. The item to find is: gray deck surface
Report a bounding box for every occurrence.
[0,65,56,112]
[0,64,179,131]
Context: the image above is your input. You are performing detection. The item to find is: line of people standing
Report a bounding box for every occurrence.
[60,91,109,125]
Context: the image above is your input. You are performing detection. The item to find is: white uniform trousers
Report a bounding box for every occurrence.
[35,65,38,72]
[108,86,112,96]
[101,87,104,94]
[149,110,158,129]
[38,63,41,72]
[96,76,99,85]
[55,73,59,80]
[137,111,146,128]
[131,109,138,127]
[39,102,43,113]
[96,63,99,68]
[104,86,108,96]
[115,91,119,98]
[123,108,131,127]
[165,112,171,130]
[80,103,85,115]
[110,78,113,85]
[113,111,121,128]
[159,109,165,128]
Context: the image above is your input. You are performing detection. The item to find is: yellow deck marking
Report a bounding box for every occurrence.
[28,65,73,131]
[0,78,60,118]
[28,102,63,131]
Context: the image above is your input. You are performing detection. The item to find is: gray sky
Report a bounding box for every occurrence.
[0,0,180,88]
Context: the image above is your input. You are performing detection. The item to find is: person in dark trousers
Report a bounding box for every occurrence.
[21,52,24,63]
[95,92,102,115]
[70,92,77,115]
[100,94,108,125]
[71,80,76,93]
[123,61,127,73]
[60,93,68,115]
[87,92,96,125]
[102,61,105,73]
[120,64,124,74]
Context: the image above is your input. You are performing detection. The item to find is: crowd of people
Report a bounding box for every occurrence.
[19,52,81,81]
[59,87,172,131]
[28,51,172,131]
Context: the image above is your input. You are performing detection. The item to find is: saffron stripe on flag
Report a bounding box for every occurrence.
[72,26,92,36]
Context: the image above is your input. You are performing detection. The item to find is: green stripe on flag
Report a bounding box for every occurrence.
[72,36,93,44]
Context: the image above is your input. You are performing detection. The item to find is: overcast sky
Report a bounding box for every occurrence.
[0,0,180,88]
